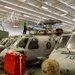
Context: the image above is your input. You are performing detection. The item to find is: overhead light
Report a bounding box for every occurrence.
[22,0,26,1]
[13,25,18,28]
[44,2,52,6]
[4,6,12,9]
[73,18,75,21]
[18,0,26,2]
[70,6,75,10]
[41,6,48,10]
[40,0,47,2]
[53,12,60,15]
[55,7,68,13]
[42,17,47,19]
[27,2,35,6]
[60,13,67,16]
[24,15,29,17]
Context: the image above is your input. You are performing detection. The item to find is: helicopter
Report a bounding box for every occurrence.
[0,28,64,66]
[48,32,75,75]
[0,34,57,65]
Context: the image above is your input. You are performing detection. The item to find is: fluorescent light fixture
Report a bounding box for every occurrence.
[70,6,75,10]
[61,13,67,16]
[13,25,18,28]
[27,2,35,6]
[63,20,73,24]
[73,18,75,21]
[42,17,47,19]
[23,0,26,1]
[44,2,48,4]
[41,6,48,10]
[24,15,29,17]
[44,2,52,6]
[18,0,26,2]
[58,0,69,6]
[4,6,12,9]
[55,7,68,13]
[53,12,60,15]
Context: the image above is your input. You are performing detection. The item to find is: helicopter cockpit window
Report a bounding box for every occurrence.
[67,35,75,49]
[16,38,28,48]
[4,38,17,47]
[57,35,71,48]
[28,38,39,49]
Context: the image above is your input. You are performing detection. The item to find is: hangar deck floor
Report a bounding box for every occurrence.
[0,64,42,75]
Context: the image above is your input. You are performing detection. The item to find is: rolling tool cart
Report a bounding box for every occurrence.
[4,52,26,75]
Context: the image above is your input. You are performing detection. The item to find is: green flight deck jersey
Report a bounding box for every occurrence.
[24,21,27,26]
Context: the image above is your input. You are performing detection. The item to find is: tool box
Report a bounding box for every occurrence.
[4,52,26,75]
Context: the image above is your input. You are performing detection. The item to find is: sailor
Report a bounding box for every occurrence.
[23,20,27,34]
[52,28,63,44]
[55,28,63,43]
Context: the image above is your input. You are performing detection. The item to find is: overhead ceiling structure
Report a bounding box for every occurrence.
[0,0,75,31]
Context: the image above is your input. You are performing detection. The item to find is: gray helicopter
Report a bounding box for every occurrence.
[0,35,57,65]
[48,32,75,75]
